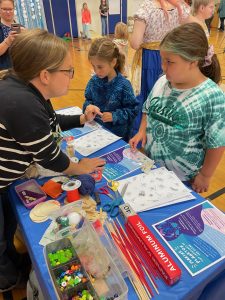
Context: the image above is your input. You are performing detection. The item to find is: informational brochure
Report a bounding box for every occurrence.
[57,106,101,138]
[100,144,149,181]
[57,106,82,115]
[61,121,101,138]
[153,201,225,276]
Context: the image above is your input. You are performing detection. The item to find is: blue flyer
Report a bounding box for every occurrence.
[153,201,225,275]
[100,144,148,181]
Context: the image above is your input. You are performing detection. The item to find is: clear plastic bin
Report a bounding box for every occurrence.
[45,238,99,300]
[44,220,128,300]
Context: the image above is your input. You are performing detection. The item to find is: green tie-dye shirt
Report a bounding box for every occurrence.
[142,75,225,181]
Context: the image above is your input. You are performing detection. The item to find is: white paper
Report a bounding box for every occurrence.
[56,106,82,115]
[118,167,196,212]
[109,0,120,14]
[74,128,121,156]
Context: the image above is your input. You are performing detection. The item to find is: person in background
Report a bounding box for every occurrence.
[0,0,22,70]
[83,37,139,142]
[113,22,129,77]
[0,28,105,292]
[81,2,91,40]
[99,0,109,36]
[130,0,191,138]
[191,0,215,37]
[218,0,225,31]
[130,23,225,193]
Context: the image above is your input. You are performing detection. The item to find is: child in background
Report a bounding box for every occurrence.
[83,37,139,142]
[81,2,91,40]
[99,0,109,36]
[190,0,215,38]
[218,0,225,32]
[113,22,129,77]
[130,23,225,193]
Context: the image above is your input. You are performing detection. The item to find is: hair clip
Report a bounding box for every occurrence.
[202,45,214,67]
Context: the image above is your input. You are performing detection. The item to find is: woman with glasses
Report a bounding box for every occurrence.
[0,28,105,292]
[0,0,20,70]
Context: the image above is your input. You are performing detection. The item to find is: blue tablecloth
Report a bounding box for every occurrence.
[9,138,225,300]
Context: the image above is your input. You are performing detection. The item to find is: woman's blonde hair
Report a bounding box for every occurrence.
[88,37,125,74]
[191,0,212,15]
[0,0,14,6]
[0,28,69,82]
[160,22,221,84]
[114,22,129,40]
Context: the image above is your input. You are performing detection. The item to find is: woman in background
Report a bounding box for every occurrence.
[130,0,190,138]
[0,0,21,69]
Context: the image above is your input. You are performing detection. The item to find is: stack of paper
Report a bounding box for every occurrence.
[118,167,195,212]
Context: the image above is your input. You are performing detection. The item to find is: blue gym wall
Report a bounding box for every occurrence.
[43,0,127,37]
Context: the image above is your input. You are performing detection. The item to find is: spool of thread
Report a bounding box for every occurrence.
[77,174,95,195]
[62,180,81,203]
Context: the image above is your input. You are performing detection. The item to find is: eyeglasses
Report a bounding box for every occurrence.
[58,68,74,79]
[48,68,74,79]
[1,8,14,12]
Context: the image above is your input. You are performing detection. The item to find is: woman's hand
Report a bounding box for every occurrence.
[77,157,105,174]
[5,31,17,46]
[129,131,147,152]
[191,172,211,193]
[84,105,102,122]
[101,112,112,123]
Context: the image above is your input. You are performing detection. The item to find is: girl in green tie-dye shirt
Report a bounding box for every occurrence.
[130,23,225,194]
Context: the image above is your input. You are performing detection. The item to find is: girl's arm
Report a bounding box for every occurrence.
[83,81,94,112]
[130,19,146,50]
[191,147,225,193]
[111,82,139,125]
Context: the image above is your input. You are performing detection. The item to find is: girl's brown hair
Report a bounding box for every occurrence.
[160,22,221,84]
[114,22,129,40]
[0,28,69,82]
[88,37,125,74]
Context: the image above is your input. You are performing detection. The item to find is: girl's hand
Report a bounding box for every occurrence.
[191,172,211,193]
[101,112,112,122]
[129,131,147,152]
[84,105,102,122]
[78,157,106,174]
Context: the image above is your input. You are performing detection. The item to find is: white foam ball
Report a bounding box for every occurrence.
[67,212,81,226]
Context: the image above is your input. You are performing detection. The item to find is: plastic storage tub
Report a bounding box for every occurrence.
[44,220,128,300]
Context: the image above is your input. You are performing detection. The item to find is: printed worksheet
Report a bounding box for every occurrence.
[73,128,121,156]
[117,167,195,212]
